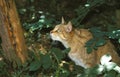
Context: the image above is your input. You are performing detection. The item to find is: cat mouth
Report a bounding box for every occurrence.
[50,33,58,41]
[50,33,54,40]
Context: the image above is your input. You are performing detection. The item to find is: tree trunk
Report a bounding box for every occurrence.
[0,0,28,64]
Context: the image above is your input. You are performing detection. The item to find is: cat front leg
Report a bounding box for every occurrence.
[68,52,87,68]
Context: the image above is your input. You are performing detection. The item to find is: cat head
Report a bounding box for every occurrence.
[50,17,73,48]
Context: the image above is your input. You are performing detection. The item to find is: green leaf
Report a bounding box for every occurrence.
[85,39,95,47]
[97,65,104,74]
[117,73,120,77]
[95,39,106,47]
[51,48,65,60]
[0,61,5,68]
[86,47,93,54]
[41,54,52,69]
[93,45,98,50]
[83,68,98,77]
[104,70,117,77]
[29,60,41,71]
[63,48,70,54]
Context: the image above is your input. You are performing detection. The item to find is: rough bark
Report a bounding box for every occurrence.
[0,0,28,64]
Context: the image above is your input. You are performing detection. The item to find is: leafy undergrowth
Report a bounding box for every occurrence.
[0,24,120,77]
[0,47,84,77]
[0,47,120,77]
[0,0,120,76]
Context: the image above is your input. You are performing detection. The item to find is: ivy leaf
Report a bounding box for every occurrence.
[95,39,106,47]
[41,54,52,69]
[117,73,120,77]
[51,48,65,60]
[104,70,117,77]
[84,68,98,77]
[97,65,104,74]
[63,48,70,54]
[29,60,41,71]
[86,47,93,54]
[93,45,98,50]
[85,39,95,47]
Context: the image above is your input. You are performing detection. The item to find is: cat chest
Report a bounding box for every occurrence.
[68,52,87,68]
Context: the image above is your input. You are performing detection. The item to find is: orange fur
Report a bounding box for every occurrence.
[50,18,120,68]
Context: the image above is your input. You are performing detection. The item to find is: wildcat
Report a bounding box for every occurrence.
[50,17,120,68]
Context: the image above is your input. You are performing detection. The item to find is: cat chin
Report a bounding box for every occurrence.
[50,34,62,41]
[50,34,69,48]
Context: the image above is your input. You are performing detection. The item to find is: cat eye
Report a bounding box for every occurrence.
[57,29,61,33]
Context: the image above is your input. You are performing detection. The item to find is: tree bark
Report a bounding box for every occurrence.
[0,0,28,64]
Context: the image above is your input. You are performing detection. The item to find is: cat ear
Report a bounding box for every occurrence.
[66,21,72,32]
[61,17,65,24]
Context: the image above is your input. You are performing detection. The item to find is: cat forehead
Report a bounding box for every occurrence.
[55,24,65,29]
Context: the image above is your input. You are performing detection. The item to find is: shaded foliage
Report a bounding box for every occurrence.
[0,0,120,77]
